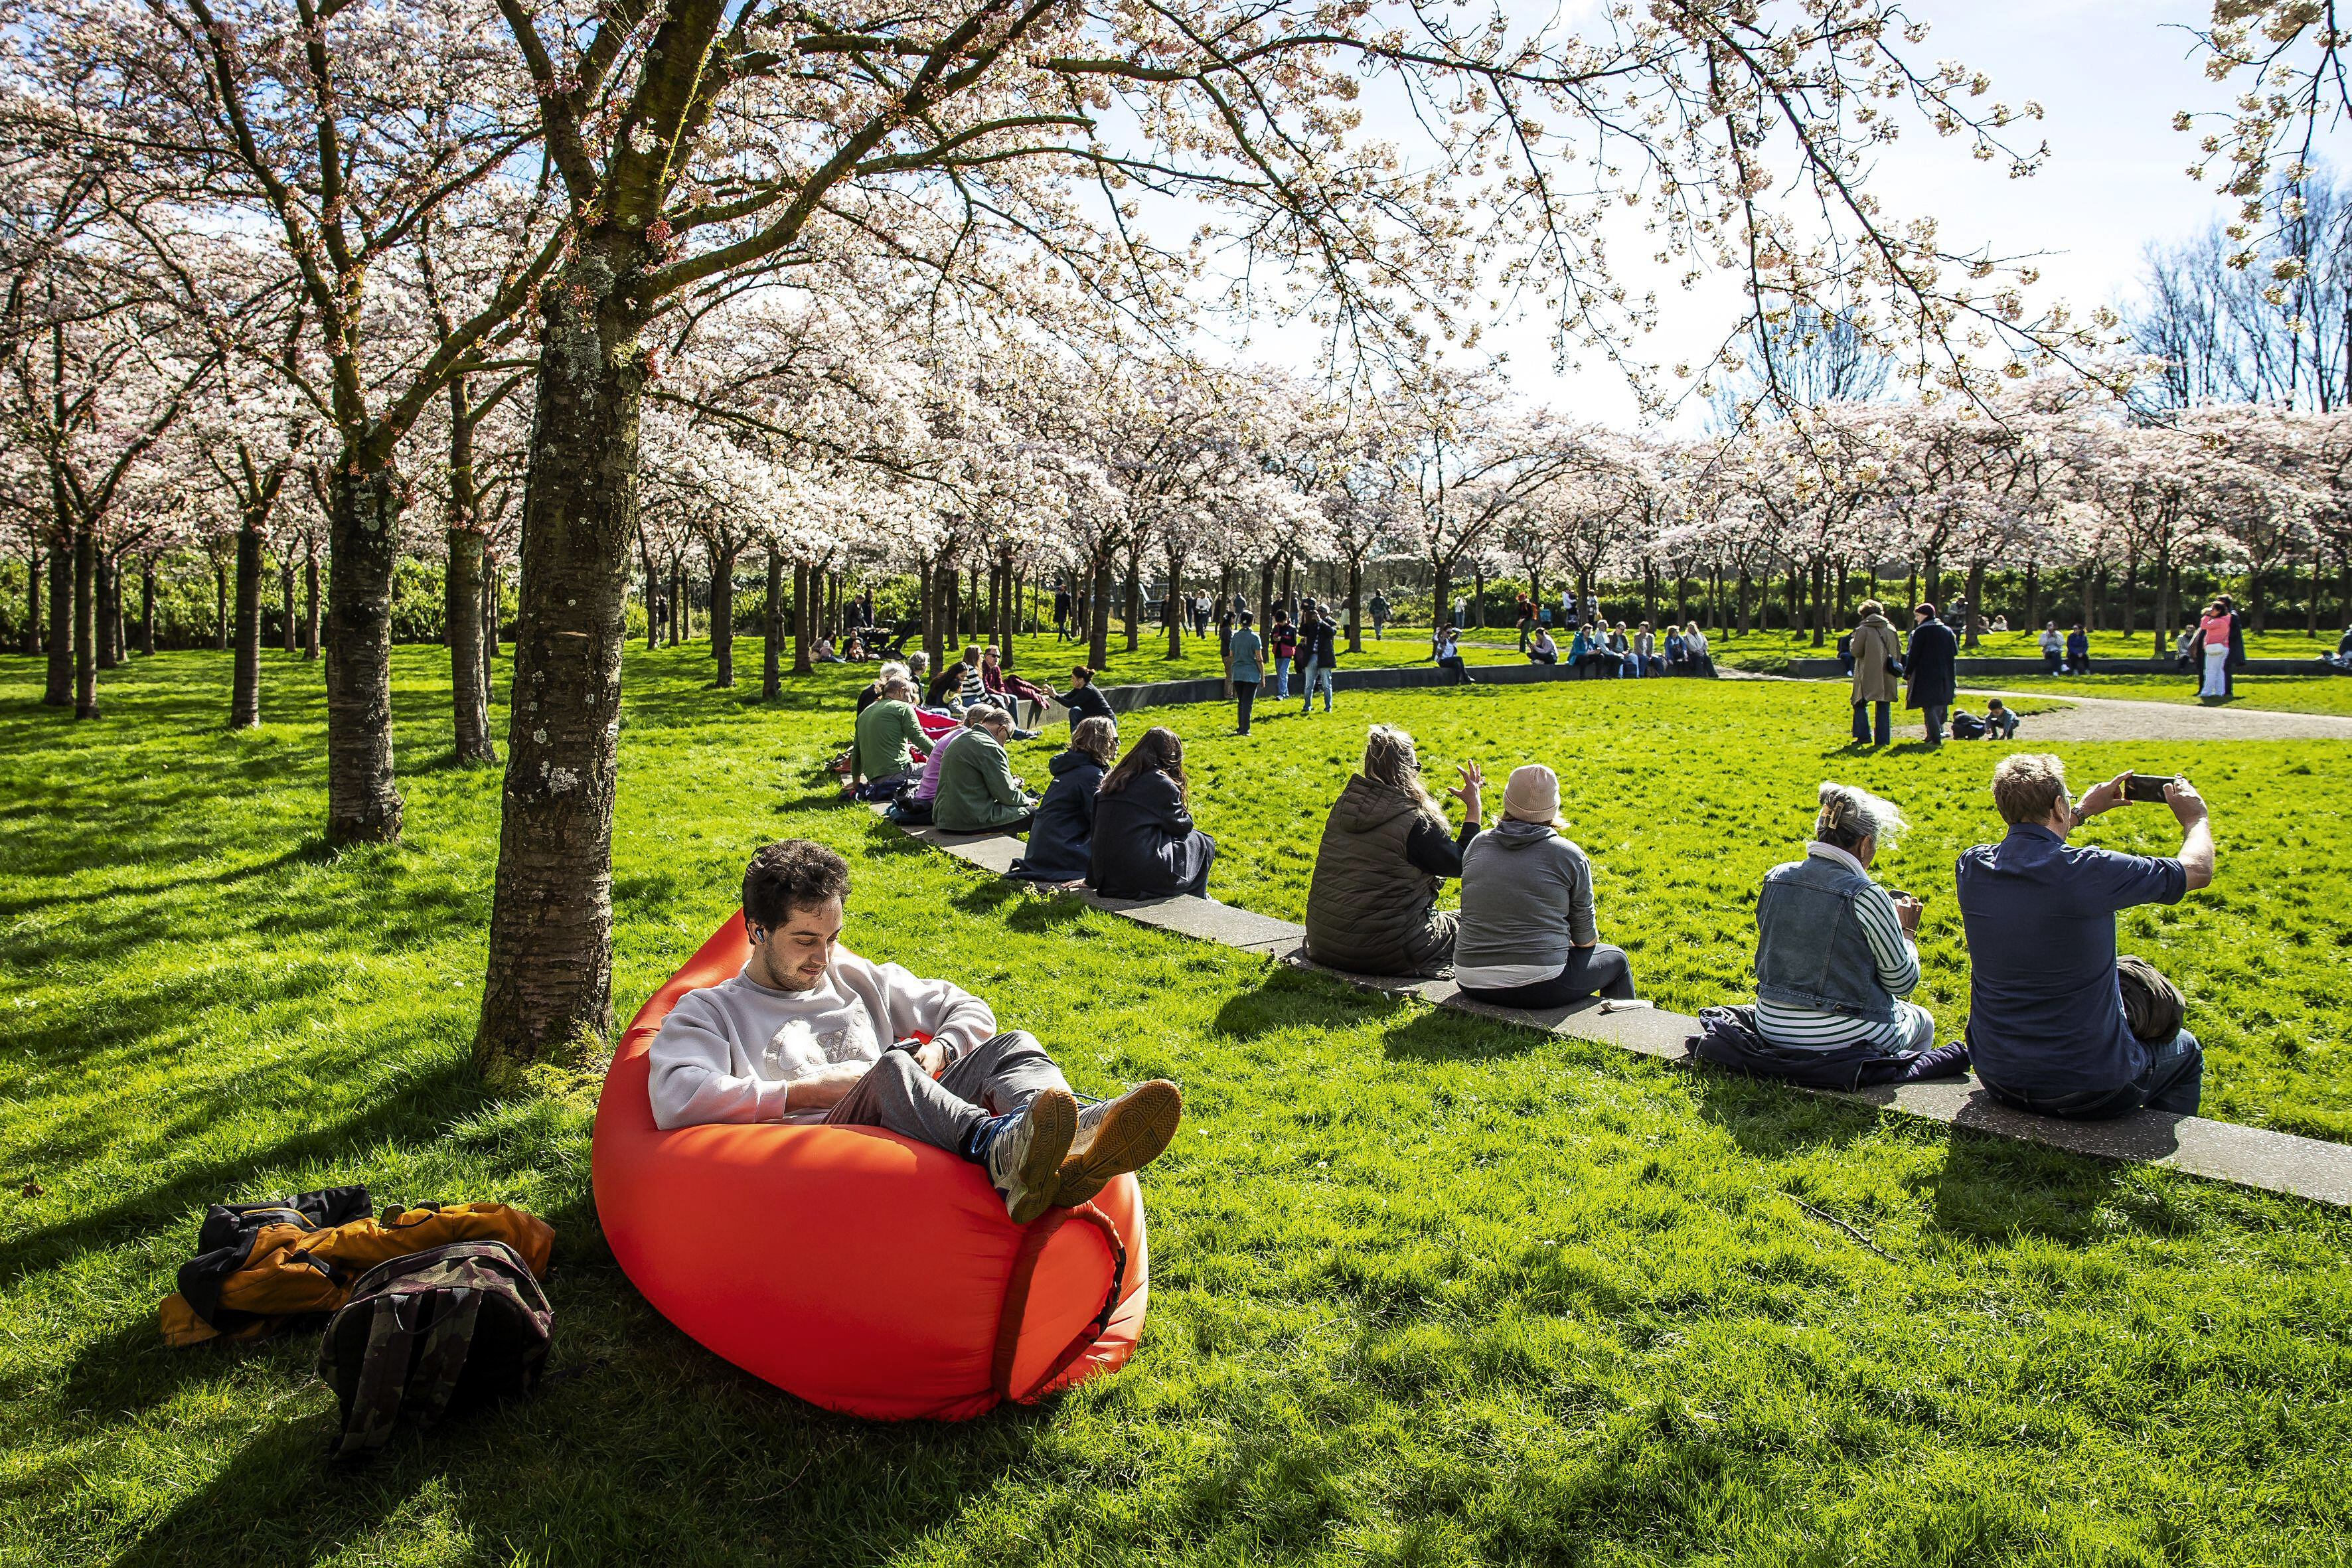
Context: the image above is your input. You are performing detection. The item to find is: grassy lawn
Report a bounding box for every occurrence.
[5,645,2351,1567]
[1957,672,2352,717]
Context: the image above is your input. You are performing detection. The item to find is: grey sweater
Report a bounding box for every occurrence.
[1454,819,1599,986]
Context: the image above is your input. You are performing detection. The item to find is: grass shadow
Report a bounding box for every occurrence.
[1379,1003,1551,1062]
[1214,964,1412,1041]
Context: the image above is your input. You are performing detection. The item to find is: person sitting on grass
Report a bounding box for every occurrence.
[1752,783,1936,1056]
[889,707,989,824]
[850,676,927,800]
[932,706,1036,834]
[1009,718,1118,885]
[648,839,1182,1223]
[1061,664,1117,734]
[1452,764,1638,1009]
[812,635,842,663]
[1527,625,1558,665]
[857,661,911,716]
[924,661,967,714]
[1089,726,1216,899]
[980,647,1054,732]
[1954,755,2213,1119]
[1303,726,1483,978]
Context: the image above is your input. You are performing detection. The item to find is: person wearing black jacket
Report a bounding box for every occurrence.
[1010,718,1117,884]
[1298,609,1340,714]
[1088,727,1216,898]
[1061,665,1117,734]
[1904,602,1959,745]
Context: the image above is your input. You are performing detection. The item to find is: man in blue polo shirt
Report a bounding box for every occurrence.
[1954,754,2215,1119]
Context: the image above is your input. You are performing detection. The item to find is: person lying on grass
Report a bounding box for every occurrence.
[649,839,1182,1222]
[1753,783,1934,1056]
[1955,755,2214,1121]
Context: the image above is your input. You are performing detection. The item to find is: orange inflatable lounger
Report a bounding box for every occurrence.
[592,913,1147,1421]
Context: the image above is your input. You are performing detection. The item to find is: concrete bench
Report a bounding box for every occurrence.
[877,808,2352,1208]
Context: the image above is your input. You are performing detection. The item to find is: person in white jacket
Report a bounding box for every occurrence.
[648,839,1181,1222]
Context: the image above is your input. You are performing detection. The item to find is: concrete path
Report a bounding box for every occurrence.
[1725,667,2352,743]
[875,808,2352,1208]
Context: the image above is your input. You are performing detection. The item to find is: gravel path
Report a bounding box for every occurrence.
[1949,683,2352,742]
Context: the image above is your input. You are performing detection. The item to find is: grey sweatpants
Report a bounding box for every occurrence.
[823,1030,1071,1154]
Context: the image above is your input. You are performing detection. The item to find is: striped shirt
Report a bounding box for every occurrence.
[960,668,988,708]
[1753,842,1921,1050]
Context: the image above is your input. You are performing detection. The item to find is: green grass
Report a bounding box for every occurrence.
[986,629,1522,685]
[5,646,2352,1567]
[1959,672,2352,717]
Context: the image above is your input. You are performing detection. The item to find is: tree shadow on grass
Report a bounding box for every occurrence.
[1214,964,1411,1042]
[0,1057,484,1285]
[1379,1002,1551,1063]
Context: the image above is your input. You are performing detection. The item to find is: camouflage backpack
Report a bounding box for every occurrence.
[315,1240,553,1460]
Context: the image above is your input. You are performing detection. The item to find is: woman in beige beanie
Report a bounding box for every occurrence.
[1452,763,1637,1007]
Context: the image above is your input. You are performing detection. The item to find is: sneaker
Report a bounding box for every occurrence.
[1054,1081,1182,1208]
[986,1089,1077,1223]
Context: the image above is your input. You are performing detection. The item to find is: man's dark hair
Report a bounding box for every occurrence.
[744,840,850,930]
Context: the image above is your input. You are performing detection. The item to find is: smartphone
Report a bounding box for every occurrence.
[1887,888,1924,905]
[2124,773,2175,803]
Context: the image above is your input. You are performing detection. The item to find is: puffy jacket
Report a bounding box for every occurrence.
[1010,749,1105,882]
[1303,775,1456,975]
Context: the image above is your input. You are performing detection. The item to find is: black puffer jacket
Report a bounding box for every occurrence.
[1010,749,1105,882]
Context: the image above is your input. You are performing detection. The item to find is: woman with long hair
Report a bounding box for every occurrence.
[1088,726,1216,898]
[1303,726,1483,976]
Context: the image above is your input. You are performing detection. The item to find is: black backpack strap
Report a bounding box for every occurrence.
[330,1290,430,1460]
[407,1287,483,1428]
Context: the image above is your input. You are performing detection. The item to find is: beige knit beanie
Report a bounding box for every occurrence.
[1502,764,1560,823]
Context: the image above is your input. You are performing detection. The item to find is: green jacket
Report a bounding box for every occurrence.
[934,730,1030,830]
[855,699,927,781]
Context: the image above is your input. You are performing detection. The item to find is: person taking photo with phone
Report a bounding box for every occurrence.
[1954,755,2214,1120]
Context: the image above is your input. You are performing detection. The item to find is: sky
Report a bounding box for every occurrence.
[1200,0,2289,430]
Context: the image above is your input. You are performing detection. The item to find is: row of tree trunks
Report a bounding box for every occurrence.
[762,553,783,699]
[230,521,264,729]
[44,535,70,706]
[73,527,96,719]
[708,544,738,688]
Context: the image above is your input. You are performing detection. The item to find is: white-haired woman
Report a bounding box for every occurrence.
[1751,783,1933,1053]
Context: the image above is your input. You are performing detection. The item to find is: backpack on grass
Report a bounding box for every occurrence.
[317,1241,553,1460]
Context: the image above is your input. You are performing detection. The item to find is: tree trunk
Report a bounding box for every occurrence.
[2308,546,2323,636]
[762,550,783,698]
[1086,554,1114,670]
[1430,552,1450,635]
[710,546,737,687]
[1257,560,1276,633]
[793,560,814,675]
[1472,562,1486,629]
[1123,554,1141,652]
[1735,568,1752,635]
[1346,556,1364,651]
[303,546,320,661]
[943,561,962,655]
[1164,554,1184,660]
[447,528,496,765]
[667,558,684,645]
[2023,560,2039,630]
[280,553,297,654]
[323,465,406,843]
[919,553,940,670]
[72,527,97,720]
[231,522,264,728]
[641,548,660,650]
[96,555,118,669]
[483,566,499,666]
[212,562,228,651]
[475,278,648,1073]
[140,562,157,657]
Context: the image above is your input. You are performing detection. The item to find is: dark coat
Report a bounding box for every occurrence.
[1304,618,1340,666]
[1063,682,1116,730]
[1904,619,1958,709]
[1089,769,1215,899]
[1010,749,1104,882]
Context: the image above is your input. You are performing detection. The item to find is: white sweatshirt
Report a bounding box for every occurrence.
[646,948,997,1129]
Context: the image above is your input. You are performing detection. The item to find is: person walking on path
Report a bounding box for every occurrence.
[1225,611,1265,735]
[1904,602,1958,745]
[1848,601,1902,746]
[1370,590,1390,641]
[1299,607,1340,714]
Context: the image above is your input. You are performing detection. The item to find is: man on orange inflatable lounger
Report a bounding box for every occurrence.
[648,839,1182,1223]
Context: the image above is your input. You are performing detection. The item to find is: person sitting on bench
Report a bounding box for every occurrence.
[1954,755,2213,1119]
[933,705,1036,834]
[1753,783,1934,1056]
[648,840,1182,1221]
